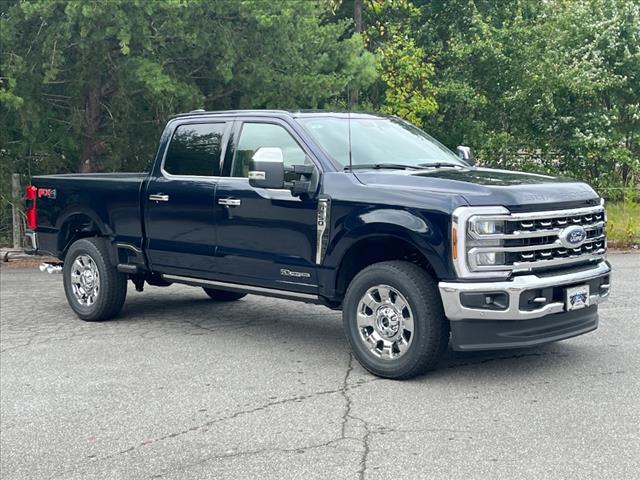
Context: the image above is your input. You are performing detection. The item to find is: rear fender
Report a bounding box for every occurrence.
[56,207,113,261]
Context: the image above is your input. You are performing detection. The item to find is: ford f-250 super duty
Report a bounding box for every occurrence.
[24,110,611,379]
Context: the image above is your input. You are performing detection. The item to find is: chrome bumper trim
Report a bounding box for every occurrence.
[438,261,611,321]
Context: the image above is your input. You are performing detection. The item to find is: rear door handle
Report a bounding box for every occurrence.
[218,198,241,207]
[149,194,169,202]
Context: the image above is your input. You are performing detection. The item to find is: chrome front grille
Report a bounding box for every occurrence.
[508,210,605,234]
[468,205,607,273]
[452,204,607,279]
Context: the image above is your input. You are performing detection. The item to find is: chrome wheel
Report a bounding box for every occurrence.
[70,254,100,306]
[356,284,414,360]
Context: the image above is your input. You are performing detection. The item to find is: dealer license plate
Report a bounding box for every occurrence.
[565,284,590,311]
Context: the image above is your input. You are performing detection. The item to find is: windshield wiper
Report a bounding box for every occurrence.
[417,162,464,168]
[345,162,465,171]
[345,163,425,171]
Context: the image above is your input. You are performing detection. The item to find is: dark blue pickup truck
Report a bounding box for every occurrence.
[25,110,611,379]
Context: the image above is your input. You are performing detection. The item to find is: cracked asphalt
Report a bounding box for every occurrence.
[1,253,639,480]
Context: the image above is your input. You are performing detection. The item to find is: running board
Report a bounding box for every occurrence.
[161,274,320,303]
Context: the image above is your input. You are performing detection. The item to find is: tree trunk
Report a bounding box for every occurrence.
[353,0,363,33]
[78,87,102,173]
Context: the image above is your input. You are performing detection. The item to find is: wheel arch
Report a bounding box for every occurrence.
[330,232,439,302]
[56,208,110,259]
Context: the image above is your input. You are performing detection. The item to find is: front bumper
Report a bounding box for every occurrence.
[449,307,600,351]
[439,261,611,321]
[438,261,611,351]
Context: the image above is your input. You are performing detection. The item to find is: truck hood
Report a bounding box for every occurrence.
[352,167,600,212]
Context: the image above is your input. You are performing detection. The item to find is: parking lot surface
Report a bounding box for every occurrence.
[1,253,639,479]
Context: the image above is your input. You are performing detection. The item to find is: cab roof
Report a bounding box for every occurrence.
[170,109,388,121]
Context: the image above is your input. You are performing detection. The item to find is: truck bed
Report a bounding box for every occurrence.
[32,172,148,256]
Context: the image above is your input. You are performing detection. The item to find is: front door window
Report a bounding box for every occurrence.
[232,123,309,178]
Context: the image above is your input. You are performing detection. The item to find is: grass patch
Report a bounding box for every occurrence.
[606,201,640,249]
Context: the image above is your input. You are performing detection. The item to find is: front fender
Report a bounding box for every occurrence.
[323,206,453,280]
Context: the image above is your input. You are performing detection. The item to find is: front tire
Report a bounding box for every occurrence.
[343,261,449,379]
[202,288,247,302]
[63,238,127,321]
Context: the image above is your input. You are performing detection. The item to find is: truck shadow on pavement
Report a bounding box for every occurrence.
[118,288,586,381]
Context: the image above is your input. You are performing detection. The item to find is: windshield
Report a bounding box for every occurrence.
[296,116,465,168]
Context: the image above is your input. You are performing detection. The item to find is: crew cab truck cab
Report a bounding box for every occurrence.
[25,110,611,379]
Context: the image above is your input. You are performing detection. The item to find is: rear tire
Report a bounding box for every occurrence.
[63,238,127,321]
[342,261,449,379]
[203,288,246,302]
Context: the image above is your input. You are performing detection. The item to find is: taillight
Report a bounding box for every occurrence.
[25,185,37,229]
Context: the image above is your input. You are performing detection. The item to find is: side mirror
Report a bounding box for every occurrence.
[456,145,476,166]
[249,147,285,189]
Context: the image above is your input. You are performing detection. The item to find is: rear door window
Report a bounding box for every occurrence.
[164,123,227,176]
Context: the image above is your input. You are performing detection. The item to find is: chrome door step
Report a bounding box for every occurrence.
[162,274,319,303]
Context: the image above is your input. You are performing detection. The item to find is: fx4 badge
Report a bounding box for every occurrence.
[37,188,57,199]
[280,269,311,278]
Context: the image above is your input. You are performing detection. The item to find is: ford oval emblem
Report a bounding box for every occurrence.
[559,225,587,248]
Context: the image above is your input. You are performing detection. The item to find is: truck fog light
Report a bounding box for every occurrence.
[460,292,509,310]
[476,252,505,266]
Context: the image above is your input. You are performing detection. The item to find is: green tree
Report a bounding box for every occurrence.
[0,0,375,174]
[415,0,639,194]
[1,0,638,245]
[329,0,438,123]
[538,0,640,193]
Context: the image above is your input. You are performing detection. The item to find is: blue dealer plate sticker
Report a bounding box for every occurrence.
[565,285,590,311]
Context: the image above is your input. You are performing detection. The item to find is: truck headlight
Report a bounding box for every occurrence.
[468,218,506,268]
[472,219,504,236]
[451,206,512,279]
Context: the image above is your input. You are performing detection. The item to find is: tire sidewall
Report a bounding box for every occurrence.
[343,265,438,378]
[63,239,112,320]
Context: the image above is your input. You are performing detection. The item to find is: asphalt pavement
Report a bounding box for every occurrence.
[1,253,639,479]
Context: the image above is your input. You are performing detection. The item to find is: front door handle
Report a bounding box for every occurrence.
[218,198,241,207]
[149,194,170,202]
